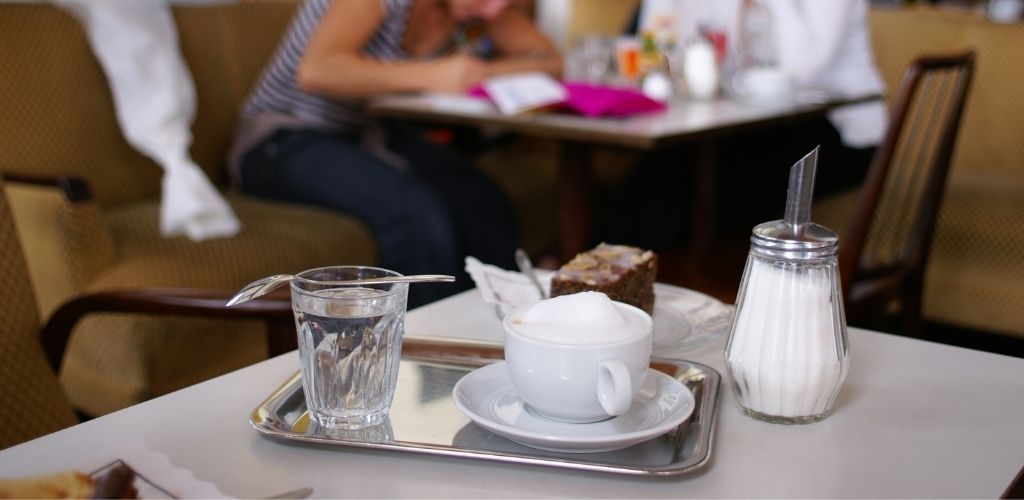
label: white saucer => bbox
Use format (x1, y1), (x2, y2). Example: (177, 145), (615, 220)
(452, 362), (695, 453)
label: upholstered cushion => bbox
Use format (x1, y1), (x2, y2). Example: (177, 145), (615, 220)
(0, 2), (300, 205)
(815, 173), (1024, 339)
(863, 8), (1024, 338)
(4, 184), (115, 320)
(870, 8), (1024, 180)
(923, 173), (1024, 338)
(0, 181), (78, 450)
(61, 193), (377, 416)
(0, 5), (163, 207)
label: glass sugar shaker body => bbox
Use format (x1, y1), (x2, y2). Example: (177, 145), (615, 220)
(725, 220), (849, 424)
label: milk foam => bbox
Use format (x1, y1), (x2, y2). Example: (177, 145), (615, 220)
(512, 292), (647, 345)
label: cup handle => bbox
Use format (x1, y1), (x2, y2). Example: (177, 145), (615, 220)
(596, 359), (632, 416)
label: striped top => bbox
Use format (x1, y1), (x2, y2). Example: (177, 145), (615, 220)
(240, 0), (417, 134)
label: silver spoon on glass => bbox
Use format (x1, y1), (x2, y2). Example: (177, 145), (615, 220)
(226, 273), (455, 307)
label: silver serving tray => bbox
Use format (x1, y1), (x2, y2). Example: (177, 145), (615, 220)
(250, 340), (720, 476)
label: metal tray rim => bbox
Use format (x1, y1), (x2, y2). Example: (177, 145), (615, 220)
(250, 353), (720, 477)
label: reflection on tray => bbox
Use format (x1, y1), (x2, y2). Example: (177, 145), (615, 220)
(450, 422), (686, 466)
(308, 418), (395, 444)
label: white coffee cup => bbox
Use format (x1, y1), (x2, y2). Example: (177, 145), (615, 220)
(733, 66), (794, 105)
(502, 301), (653, 423)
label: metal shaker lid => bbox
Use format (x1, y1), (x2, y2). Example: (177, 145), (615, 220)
(750, 220), (839, 260)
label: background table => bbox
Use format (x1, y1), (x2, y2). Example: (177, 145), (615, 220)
(1, 288), (1021, 498)
(370, 93), (878, 260)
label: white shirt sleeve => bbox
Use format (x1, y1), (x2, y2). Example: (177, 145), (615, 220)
(771, 0), (857, 86)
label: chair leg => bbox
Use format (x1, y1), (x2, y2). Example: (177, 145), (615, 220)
(900, 281), (924, 338)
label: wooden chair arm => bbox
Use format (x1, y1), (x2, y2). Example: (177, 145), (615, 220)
(0, 172), (93, 203)
(40, 288), (294, 372)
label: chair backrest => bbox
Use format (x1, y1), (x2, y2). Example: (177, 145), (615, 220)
(0, 177), (79, 450)
(839, 52), (976, 305)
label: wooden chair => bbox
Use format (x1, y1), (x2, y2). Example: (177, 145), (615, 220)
(837, 51), (976, 337)
(0, 176), (294, 449)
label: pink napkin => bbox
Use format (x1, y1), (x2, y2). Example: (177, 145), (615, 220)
(561, 82), (666, 117)
(469, 81), (665, 118)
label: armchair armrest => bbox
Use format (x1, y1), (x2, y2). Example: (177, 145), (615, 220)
(0, 172), (93, 203)
(40, 288), (295, 373)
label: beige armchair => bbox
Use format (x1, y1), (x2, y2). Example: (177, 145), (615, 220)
(0, 2), (377, 417)
(0, 175), (304, 449)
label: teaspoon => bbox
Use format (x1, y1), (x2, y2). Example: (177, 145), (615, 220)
(226, 273), (455, 307)
(514, 248), (548, 299)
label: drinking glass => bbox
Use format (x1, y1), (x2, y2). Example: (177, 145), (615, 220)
(575, 35), (614, 84)
(291, 266), (409, 430)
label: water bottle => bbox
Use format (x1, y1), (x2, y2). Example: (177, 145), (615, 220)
(737, 0), (777, 70)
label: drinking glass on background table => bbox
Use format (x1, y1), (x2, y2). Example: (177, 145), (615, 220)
(291, 266), (409, 430)
(569, 35), (614, 84)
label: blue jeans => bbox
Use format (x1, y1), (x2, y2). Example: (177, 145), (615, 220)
(239, 128), (518, 308)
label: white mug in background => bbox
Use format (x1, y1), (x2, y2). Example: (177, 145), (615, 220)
(502, 301), (653, 423)
(732, 66), (794, 106)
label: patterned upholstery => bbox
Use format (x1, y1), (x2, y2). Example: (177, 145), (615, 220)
(0, 3), (301, 205)
(3, 183), (115, 319)
(0, 2), (380, 416)
(0, 179), (79, 450)
(815, 8), (1024, 338)
(0, 5), (162, 207)
(924, 174), (1024, 336)
(563, 0), (639, 48)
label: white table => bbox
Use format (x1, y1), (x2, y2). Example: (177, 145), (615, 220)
(1, 289), (1022, 498)
(370, 93), (879, 259)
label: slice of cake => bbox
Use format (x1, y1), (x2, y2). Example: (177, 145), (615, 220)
(0, 462), (137, 499)
(549, 243), (657, 314)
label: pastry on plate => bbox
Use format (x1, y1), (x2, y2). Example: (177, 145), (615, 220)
(550, 243), (657, 314)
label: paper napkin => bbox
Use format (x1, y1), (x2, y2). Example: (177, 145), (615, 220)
(464, 257), (550, 312)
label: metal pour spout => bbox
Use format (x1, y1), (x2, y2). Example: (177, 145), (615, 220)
(783, 146), (820, 237)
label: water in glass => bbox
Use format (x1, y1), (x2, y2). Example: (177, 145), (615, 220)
(293, 279), (407, 430)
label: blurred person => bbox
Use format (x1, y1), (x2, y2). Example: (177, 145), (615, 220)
(230, 0), (561, 307)
(604, 0), (886, 248)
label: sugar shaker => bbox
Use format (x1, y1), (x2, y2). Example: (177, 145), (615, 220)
(724, 147), (850, 424)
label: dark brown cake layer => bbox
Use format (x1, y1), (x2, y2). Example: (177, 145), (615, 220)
(549, 243), (657, 314)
